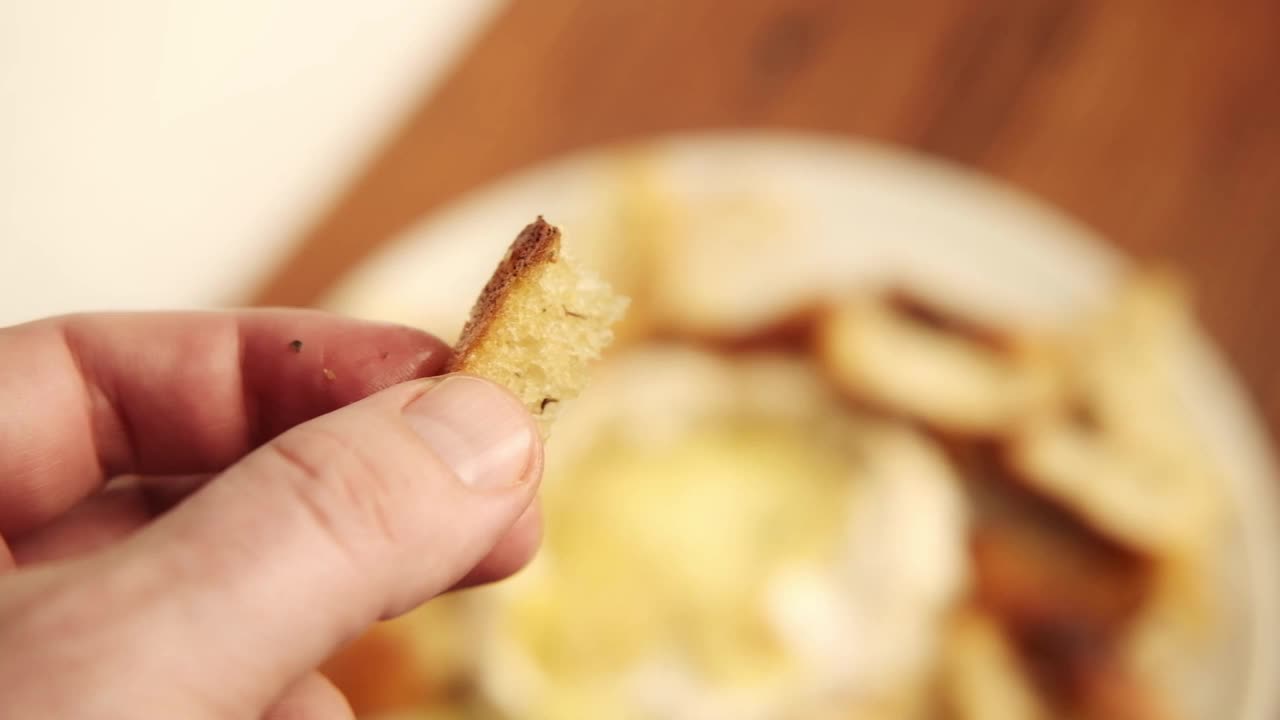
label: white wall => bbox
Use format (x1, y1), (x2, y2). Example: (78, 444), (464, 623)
(0, 0), (503, 326)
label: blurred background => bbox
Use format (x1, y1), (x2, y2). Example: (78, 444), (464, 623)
(5, 2), (1280, 718)
(4, 1), (1279, 437)
(0, 1), (503, 322)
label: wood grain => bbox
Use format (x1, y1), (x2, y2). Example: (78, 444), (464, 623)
(253, 0), (1280, 439)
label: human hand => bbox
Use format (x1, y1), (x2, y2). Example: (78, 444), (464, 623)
(0, 311), (543, 719)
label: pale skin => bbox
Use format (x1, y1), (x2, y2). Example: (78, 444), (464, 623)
(0, 310), (544, 719)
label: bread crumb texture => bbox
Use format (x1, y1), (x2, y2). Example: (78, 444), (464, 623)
(447, 217), (629, 436)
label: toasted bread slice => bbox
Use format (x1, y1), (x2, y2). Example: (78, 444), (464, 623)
(816, 295), (1060, 434)
(943, 610), (1050, 720)
(1007, 273), (1222, 557)
(446, 217), (628, 436)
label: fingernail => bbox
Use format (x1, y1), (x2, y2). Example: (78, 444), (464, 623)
(402, 375), (536, 489)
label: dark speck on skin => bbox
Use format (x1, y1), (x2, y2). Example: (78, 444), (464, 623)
(288, 339), (303, 353)
(379, 351), (389, 360)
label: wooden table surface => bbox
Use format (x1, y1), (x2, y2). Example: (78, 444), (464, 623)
(253, 0), (1280, 440)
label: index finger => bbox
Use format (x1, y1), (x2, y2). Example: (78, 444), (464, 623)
(0, 310), (450, 535)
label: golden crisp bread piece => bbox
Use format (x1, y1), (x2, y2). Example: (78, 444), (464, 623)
(446, 217), (628, 437)
(816, 295), (1060, 435)
(942, 610), (1050, 720)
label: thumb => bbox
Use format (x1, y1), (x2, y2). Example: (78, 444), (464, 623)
(1, 375), (540, 718)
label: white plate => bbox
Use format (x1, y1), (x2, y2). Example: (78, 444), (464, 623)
(323, 131), (1280, 719)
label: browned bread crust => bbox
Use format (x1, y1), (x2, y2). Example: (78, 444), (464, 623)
(446, 217), (560, 374)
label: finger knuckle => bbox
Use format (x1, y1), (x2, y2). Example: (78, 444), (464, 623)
(263, 424), (409, 562)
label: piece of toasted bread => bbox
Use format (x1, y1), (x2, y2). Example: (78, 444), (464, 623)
(1005, 273), (1222, 557)
(816, 294), (1060, 434)
(445, 217), (628, 436)
(943, 610), (1050, 720)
